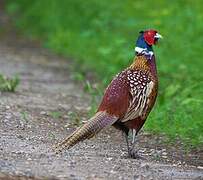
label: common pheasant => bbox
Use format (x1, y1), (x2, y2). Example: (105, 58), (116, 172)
(55, 29), (162, 158)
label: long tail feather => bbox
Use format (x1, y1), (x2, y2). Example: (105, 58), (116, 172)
(54, 111), (118, 153)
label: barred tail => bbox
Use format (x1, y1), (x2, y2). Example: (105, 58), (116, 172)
(54, 111), (118, 153)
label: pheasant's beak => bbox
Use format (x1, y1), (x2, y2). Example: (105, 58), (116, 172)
(154, 33), (163, 39)
(154, 33), (163, 45)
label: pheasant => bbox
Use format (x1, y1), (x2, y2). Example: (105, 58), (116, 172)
(55, 29), (162, 158)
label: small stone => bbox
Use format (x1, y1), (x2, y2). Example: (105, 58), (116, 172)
(64, 123), (70, 128)
(17, 135), (24, 139)
(197, 166), (203, 170)
(5, 106), (10, 110)
(110, 170), (116, 174)
(63, 115), (69, 119)
(40, 111), (47, 115)
(27, 124), (32, 129)
(177, 161), (182, 165)
(139, 149), (146, 153)
(141, 163), (149, 169)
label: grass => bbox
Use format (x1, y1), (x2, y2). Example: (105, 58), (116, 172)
(20, 111), (29, 123)
(0, 74), (20, 92)
(49, 111), (62, 119)
(6, 0), (203, 147)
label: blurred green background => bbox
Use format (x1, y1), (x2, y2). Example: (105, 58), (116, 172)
(6, 0), (203, 147)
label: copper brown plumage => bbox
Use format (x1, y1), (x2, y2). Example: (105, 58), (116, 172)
(54, 29), (162, 158)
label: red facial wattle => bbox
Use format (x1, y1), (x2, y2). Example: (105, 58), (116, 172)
(143, 30), (157, 45)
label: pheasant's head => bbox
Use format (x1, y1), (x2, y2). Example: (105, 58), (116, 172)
(142, 29), (162, 45)
(135, 29), (162, 55)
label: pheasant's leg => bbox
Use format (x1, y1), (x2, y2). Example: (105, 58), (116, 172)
(124, 129), (136, 157)
(124, 133), (130, 153)
(132, 128), (136, 144)
(128, 129), (138, 158)
(128, 129), (145, 159)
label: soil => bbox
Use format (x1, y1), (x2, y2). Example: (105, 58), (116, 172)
(0, 4), (203, 180)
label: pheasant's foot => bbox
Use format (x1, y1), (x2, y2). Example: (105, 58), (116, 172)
(128, 149), (146, 160)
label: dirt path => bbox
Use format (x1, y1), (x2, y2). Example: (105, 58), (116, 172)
(0, 8), (203, 180)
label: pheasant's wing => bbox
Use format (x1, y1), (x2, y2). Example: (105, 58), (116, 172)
(98, 69), (155, 121)
(121, 69), (155, 122)
(98, 70), (131, 118)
